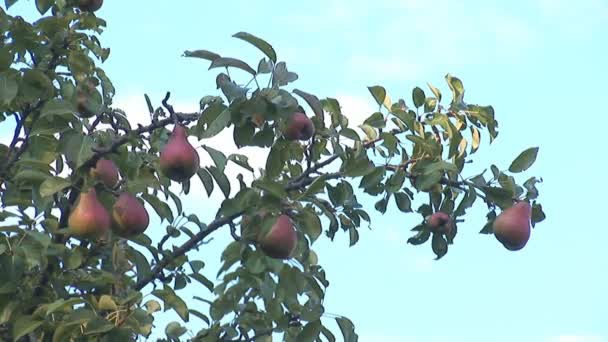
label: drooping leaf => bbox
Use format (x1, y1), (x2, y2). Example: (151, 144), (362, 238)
(232, 32), (277, 62)
(508, 147), (539, 173)
(209, 57), (256, 75)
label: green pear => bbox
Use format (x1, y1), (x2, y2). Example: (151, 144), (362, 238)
(282, 112), (315, 141)
(493, 201), (532, 251)
(68, 188), (110, 237)
(258, 214), (298, 259)
(426, 212), (453, 234)
(159, 125), (200, 182)
(112, 192), (150, 237)
(90, 158), (119, 188)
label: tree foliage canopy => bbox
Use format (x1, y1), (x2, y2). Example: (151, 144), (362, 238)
(0, 1), (545, 341)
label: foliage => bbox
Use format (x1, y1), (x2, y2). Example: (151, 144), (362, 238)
(0, 1), (545, 341)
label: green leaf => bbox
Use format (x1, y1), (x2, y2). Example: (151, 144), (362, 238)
(412, 87), (425, 108)
(299, 210), (322, 243)
(508, 147), (539, 173)
(189, 273), (214, 292)
(424, 160), (459, 174)
(272, 62), (298, 87)
(0, 71), (19, 105)
(199, 108), (231, 139)
(424, 97), (437, 113)
(152, 285), (190, 322)
(35, 0), (53, 15)
(407, 228), (431, 245)
(363, 112), (385, 128)
(207, 166), (231, 198)
(142, 193), (174, 223)
(76, 135), (95, 169)
(470, 126), (481, 154)
(339, 128), (361, 141)
(431, 233), (448, 259)
(446, 74), (465, 105)
(183, 49), (221, 62)
(39, 176), (71, 197)
(335, 316), (358, 342)
(531, 202), (546, 226)
(197, 168), (214, 196)
(427, 82), (442, 102)
(12, 315), (44, 341)
(253, 179), (287, 199)
(165, 321), (188, 339)
(228, 154), (253, 172)
(300, 174), (328, 198)
(46, 298), (86, 316)
(297, 319), (322, 342)
(210, 57), (256, 75)
(394, 192), (412, 212)
(293, 89), (324, 121)
(348, 227), (359, 246)
(202, 145), (227, 172)
(358, 124), (378, 140)
(84, 317), (115, 335)
(232, 32), (277, 62)
(367, 85), (391, 110)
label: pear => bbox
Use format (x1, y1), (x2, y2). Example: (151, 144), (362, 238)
(493, 201), (532, 251)
(68, 188), (110, 237)
(78, 0), (103, 12)
(426, 212), (453, 234)
(90, 158), (119, 188)
(159, 125), (200, 182)
(258, 214), (298, 259)
(283, 112), (315, 141)
(112, 192), (150, 237)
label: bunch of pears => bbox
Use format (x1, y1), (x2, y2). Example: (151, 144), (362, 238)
(426, 200), (533, 251)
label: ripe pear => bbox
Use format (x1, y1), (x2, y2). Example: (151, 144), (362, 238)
(258, 214), (298, 259)
(78, 0), (103, 12)
(68, 188), (110, 237)
(112, 192), (150, 237)
(159, 125), (200, 182)
(90, 158), (119, 188)
(426, 212), (453, 234)
(283, 112), (315, 141)
(493, 201), (532, 251)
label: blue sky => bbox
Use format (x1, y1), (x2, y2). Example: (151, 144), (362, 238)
(2, 0), (608, 341)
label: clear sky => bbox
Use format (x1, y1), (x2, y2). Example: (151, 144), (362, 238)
(2, 0), (608, 341)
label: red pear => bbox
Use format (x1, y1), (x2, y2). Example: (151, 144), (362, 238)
(493, 201), (532, 251)
(259, 214), (298, 259)
(283, 112), (315, 141)
(159, 125), (200, 182)
(90, 158), (119, 188)
(112, 192), (150, 237)
(426, 212), (453, 234)
(68, 188), (110, 237)
(78, 0), (103, 12)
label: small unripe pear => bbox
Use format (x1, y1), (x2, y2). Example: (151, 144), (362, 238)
(68, 188), (110, 237)
(78, 0), (103, 12)
(159, 125), (200, 182)
(426, 212), (453, 234)
(90, 158), (119, 188)
(493, 201), (532, 251)
(259, 214), (298, 259)
(283, 112), (315, 141)
(112, 192), (150, 237)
